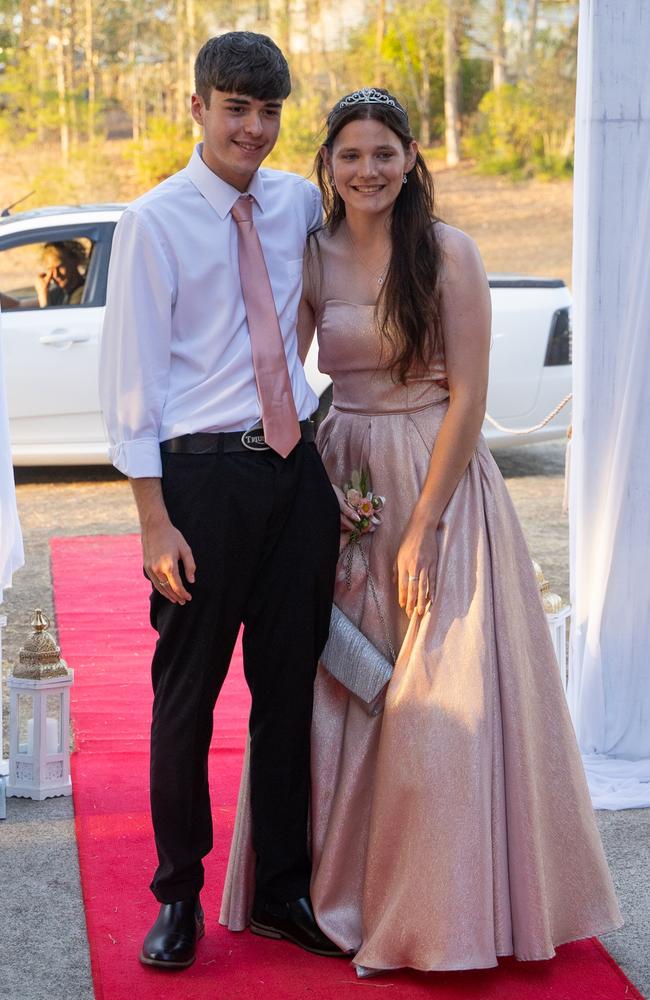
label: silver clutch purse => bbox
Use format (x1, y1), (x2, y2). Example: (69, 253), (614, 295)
(321, 604), (394, 717)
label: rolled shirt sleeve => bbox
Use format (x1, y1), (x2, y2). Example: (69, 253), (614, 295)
(99, 209), (175, 478)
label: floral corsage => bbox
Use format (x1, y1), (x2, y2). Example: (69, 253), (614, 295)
(343, 468), (385, 544)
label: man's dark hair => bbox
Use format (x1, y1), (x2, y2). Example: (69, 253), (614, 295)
(195, 32), (291, 105)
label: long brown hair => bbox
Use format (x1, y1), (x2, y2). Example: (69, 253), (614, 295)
(316, 89), (444, 382)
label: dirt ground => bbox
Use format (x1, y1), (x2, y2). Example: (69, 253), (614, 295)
(433, 163), (573, 287)
(0, 144), (573, 288)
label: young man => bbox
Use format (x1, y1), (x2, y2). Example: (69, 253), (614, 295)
(99, 32), (341, 969)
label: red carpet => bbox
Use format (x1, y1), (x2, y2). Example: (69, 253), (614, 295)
(51, 534), (643, 1000)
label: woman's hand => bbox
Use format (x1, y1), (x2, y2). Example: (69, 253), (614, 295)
(332, 484), (360, 551)
(393, 512), (439, 618)
(387, 227), (490, 620)
(35, 268), (54, 308)
(332, 484), (361, 533)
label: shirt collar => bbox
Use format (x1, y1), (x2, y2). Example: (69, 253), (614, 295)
(185, 144), (267, 219)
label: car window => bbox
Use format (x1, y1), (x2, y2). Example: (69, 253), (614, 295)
(1, 235), (94, 312)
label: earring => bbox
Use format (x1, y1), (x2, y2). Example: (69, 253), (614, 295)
(402, 173), (408, 185)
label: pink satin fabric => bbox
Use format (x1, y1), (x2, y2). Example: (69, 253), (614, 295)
(220, 295), (622, 971)
(232, 195), (301, 457)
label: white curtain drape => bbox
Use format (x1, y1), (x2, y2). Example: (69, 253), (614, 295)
(0, 310), (24, 603)
(569, 1), (650, 809)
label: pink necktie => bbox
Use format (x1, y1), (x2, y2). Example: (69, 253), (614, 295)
(231, 194), (301, 458)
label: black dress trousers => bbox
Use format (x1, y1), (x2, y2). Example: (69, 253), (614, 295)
(148, 439), (340, 905)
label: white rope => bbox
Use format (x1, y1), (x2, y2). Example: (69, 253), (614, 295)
(483, 393), (573, 436)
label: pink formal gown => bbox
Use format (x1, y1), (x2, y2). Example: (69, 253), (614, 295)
(220, 258), (622, 972)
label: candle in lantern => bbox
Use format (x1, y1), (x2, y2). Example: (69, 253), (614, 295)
(26, 717), (60, 755)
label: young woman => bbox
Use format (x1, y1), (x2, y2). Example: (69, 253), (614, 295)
(221, 87), (622, 975)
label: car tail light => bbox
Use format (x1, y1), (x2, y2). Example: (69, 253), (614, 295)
(544, 307), (572, 366)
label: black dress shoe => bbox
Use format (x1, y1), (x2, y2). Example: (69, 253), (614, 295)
(140, 897), (205, 969)
(250, 896), (348, 957)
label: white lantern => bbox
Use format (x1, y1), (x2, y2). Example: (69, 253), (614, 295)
(6, 610), (74, 801)
(532, 560), (572, 692)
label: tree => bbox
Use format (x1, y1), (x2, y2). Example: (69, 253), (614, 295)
(524, 0), (539, 63)
(379, 0), (445, 147)
(0, 0), (580, 189)
(492, 0), (506, 88)
(54, 0), (71, 164)
(375, 0), (386, 85)
(443, 0), (461, 165)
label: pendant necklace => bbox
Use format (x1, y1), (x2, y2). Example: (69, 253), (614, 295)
(344, 225), (390, 286)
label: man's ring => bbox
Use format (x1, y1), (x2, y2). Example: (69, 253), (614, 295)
(408, 575), (418, 581)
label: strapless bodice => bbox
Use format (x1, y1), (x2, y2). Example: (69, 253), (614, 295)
(316, 299), (448, 415)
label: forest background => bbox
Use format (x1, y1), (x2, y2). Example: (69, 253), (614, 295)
(0, 0), (578, 212)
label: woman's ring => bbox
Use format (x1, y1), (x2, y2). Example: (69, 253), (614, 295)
(408, 575), (418, 581)
(158, 578), (168, 586)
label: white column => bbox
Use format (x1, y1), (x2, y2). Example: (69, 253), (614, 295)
(569, 0), (650, 808)
(0, 613), (6, 779)
(0, 313), (24, 602)
(1, 304), (25, 812)
(0, 613), (6, 824)
(1, 308), (25, 790)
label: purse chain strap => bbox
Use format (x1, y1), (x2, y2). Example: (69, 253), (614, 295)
(343, 540), (397, 665)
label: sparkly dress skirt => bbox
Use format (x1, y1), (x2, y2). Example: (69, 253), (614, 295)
(220, 302), (622, 971)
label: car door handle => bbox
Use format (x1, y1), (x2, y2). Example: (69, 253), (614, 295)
(40, 330), (90, 346)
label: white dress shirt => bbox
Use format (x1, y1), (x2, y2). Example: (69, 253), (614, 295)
(99, 144), (321, 478)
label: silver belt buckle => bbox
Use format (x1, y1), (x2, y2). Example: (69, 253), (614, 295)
(241, 428), (270, 451)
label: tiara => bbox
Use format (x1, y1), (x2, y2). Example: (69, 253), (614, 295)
(334, 87), (408, 118)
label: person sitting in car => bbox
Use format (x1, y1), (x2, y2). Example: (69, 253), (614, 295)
(0, 239), (88, 310)
(35, 240), (87, 307)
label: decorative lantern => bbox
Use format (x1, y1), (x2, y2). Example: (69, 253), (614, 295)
(532, 560), (572, 692)
(6, 610), (73, 800)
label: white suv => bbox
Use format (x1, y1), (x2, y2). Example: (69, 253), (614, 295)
(0, 205), (572, 466)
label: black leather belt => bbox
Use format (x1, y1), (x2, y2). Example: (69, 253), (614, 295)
(160, 420), (315, 455)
